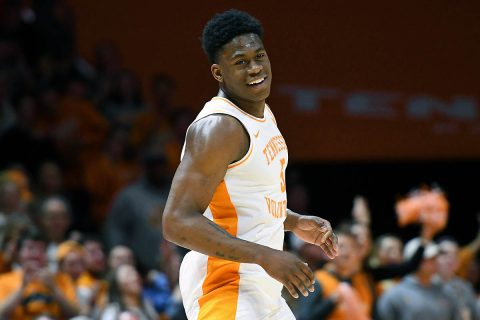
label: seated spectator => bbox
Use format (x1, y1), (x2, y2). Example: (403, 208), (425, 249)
(0, 229), (79, 319)
(76, 235), (108, 315)
(436, 237), (479, 320)
(99, 264), (158, 320)
(377, 237), (457, 320)
(0, 178), (33, 248)
(108, 245), (173, 317)
(57, 240), (86, 282)
(105, 148), (170, 272)
(84, 125), (139, 224)
(39, 197), (72, 271)
(130, 74), (175, 152)
(108, 245), (135, 270)
(100, 69), (145, 128)
(34, 161), (91, 231)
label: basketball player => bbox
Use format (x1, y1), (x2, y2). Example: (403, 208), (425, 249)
(162, 9), (338, 319)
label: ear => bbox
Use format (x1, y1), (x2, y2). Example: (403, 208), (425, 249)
(211, 64), (223, 83)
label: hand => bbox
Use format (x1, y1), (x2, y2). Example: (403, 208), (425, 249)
(292, 215), (338, 259)
(22, 261), (43, 287)
(36, 269), (56, 291)
(259, 249), (315, 299)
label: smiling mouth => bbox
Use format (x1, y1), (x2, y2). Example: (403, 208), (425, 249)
(247, 76), (267, 86)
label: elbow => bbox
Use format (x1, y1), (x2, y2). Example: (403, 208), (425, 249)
(162, 211), (181, 243)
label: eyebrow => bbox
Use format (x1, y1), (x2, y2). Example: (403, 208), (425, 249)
(230, 47), (265, 60)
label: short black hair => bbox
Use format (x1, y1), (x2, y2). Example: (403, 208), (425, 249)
(202, 9), (264, 64)
(17, 228), (48, 249)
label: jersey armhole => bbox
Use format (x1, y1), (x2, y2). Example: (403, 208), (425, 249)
(182, 112), (253, 168)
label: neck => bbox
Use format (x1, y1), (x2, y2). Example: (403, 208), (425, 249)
(123, 294), (141, 308)
(439, 272), (454, 281)
(218, 89), (265, 118)
(415, 272), (432, 286)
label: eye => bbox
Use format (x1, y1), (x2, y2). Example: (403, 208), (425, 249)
(256, 52), (266, 59)
(235, 59), (246, 65)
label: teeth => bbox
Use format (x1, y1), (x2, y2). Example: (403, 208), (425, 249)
(249, 78), (265, 85)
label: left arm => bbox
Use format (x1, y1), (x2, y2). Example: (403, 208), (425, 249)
(285, 209), (338, 259)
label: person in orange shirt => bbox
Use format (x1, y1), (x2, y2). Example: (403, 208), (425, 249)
(297, 227), (371, 320)
(76, 236), (108, 316)
(0, 229), (79, 320)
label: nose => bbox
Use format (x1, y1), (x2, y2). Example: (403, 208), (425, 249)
(248, 60), (262, 75)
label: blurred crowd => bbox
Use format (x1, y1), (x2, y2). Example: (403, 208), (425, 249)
(1, 1), (480, 320)
(0, 0), (192, 319)
(286, 193), (480, 320)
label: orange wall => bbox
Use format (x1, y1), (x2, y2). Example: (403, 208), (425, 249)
(70, 1), (480, 161)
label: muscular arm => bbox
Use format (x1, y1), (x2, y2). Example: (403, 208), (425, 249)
(162, 114), (314, 298)
(163, 115), (260, 261)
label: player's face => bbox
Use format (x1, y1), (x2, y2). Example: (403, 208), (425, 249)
(214, 33), (272, 104)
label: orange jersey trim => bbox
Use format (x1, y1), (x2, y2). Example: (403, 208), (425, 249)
(198, 181), (240, 320)
(265, 104), (277, 126)
(212, 97), (267, 123)
(228, 141), (253, 169)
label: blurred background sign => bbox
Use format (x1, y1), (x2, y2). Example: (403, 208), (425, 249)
(71, 1), (480, 161)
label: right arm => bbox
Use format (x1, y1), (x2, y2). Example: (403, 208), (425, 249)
(162, 114), (314, 298)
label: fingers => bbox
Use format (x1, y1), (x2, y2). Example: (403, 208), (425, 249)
(285, 263), (315, 298)
(284, 281), (299, 299)
(320, 233), (338, 259)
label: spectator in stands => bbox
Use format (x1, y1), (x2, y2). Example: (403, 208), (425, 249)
(0, 229), (79, 319)
(371, 234), (405, 295)
(377, 237), (457, 320)
(99, 264), (158, 320)
(39, 196), (72, 271)
(76, 235), (108, 317)
(108, 244), (173, 317)
(101, 69), (145, 127)
(109, 245), (135, 269)
(105, 148), (170, 272)
(84, 125), (139, 224)
(0, 95), (57, 174)
(0, 178), (32, 248)
(57, 240), (85, 282)
(130, 74), (175, 151)
(34, 161), (92, 231)
(436, 237), (479, 320)
(296, 227), (371, 320)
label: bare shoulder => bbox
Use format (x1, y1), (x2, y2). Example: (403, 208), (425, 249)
(184, 114), (249, 166)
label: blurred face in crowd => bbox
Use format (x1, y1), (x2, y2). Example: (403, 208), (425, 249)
(109, 245), (134, 270)
(437, 240), (460, 279)
(84, 240), (106, 274)
(19, 239), (47, 270)
(60, 251), (85, 280)
(41, 199), (71, 242)
(351, 223), (372, 260)
(0, 182), (22, 212)
(334, 233), (361, 277)
(39, 162), (63, 195)
(116, 264), (142, 297)
(377, 236), (403, 266)
(418, 256), (438, 278)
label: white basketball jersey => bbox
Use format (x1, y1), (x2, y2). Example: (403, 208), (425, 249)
(179, 97), (293, 320)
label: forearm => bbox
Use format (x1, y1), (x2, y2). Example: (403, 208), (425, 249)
(284, 208), (300, 231)
(164, 212), (274, 265)
(0, 287), (23, 318)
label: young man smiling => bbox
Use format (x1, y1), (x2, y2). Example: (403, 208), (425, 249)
(162, 9), (338, 319)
